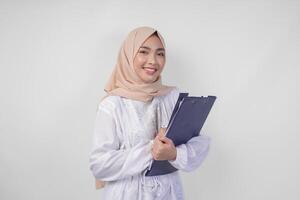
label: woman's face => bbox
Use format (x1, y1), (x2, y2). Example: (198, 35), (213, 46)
(133, 34), (166, 84)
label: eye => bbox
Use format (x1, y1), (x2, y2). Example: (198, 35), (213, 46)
(138, 50), (148, 54)
(158, 52), (165, 57)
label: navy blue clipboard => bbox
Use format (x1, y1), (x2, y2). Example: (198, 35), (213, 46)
(145, 93), (216, 176)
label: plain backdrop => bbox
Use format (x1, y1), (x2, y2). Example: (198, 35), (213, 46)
(1, 0), (299, 199)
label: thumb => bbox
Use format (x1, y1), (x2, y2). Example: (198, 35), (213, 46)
(157, 127), (167, 138)
(159, 136), (172, 144)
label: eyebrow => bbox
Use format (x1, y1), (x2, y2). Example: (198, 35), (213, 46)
(140, 46), (165, 51)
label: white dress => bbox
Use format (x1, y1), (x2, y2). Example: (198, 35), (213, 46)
(89, 87), (211, 200)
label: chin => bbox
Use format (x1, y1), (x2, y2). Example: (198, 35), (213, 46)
(143, 77), (159, 83)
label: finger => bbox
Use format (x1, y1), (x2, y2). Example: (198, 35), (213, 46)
(152, 141), (158, 149)
(153, 140), (163, 150)
(158, 136), (172, 144)
(151, 150), (156, 159)
(159, 127), (167, 134)
(158, 136), (167, 143)
(154, 136), (163, 145)
(158, 127), (167, 137)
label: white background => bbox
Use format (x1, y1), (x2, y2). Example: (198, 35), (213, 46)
(1, 0), (299, 199)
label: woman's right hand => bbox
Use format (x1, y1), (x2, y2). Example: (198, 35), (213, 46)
(151, 128), (177, 161)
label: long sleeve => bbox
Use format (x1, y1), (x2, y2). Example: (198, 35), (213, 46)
(89, 106), (153, 181)
(168, 135), (210, 172)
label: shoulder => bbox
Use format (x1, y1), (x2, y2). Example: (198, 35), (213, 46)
(97, 95), (123, 115)
(158, 86), (186, 103)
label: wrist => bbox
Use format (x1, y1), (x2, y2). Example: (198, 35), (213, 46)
(170, 148), (177, 161)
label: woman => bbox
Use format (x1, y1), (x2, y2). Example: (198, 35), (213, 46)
(89, 26), (210, 199)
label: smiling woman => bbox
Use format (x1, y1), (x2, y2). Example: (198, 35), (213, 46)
(133, 33), (166, 84)
(89, 26), (211, 200)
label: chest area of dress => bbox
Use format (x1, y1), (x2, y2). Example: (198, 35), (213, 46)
(118, 99), (160, 146)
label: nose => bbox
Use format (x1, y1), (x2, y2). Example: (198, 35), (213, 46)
(148, 52), (158, 65)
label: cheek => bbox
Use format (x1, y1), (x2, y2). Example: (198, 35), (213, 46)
(134, 56), (146, 68)
(158, 57), (166, 69)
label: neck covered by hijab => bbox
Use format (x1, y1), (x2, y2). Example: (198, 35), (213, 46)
(101, 26), (175, 103)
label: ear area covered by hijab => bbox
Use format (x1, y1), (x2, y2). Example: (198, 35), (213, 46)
(101, 26), (175, 103)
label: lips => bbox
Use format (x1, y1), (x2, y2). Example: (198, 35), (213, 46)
(143, 67), (157, 75)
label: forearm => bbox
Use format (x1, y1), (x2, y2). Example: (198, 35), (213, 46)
(168, 135), (210, 172)
(89, 140), (153, 181)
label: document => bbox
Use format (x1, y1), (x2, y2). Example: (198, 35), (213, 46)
(145, 93), (216, 176)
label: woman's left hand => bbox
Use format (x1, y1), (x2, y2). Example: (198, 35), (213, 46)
(151, 128), (177, 161)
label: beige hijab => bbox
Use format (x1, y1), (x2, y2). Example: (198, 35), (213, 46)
(101, 26), (175, 103)
(95, 26), (175, 189)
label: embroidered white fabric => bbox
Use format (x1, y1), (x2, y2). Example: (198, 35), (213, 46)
(89, 87), (211, 200)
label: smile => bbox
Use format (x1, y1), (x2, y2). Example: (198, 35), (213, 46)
(143, 67), (157, 75)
